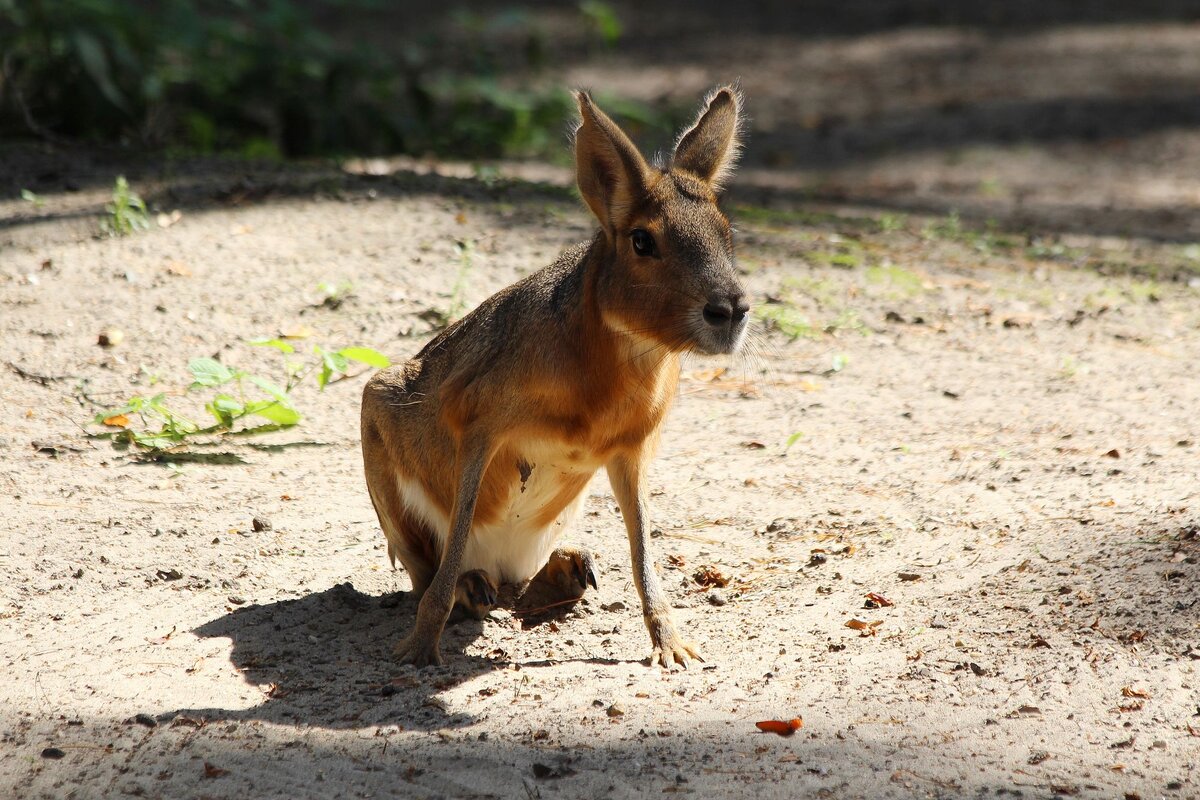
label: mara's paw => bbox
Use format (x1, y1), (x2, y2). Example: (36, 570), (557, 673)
(392, 632), (443, 667)
(647, 619), (703, 670)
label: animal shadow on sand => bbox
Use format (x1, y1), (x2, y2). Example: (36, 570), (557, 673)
(176, 582), (584, 732)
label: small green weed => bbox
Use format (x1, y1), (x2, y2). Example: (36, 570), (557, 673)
(866, 263), (927, 297)
(756, 304), (820, 340)
(20, 188), (45, 208)
(92, 339), (389, 453)
(316, 280), (356, 310)
(102, 176), (149, 237)
(444, 239), (476, 323)
(578, 1), (622, 47)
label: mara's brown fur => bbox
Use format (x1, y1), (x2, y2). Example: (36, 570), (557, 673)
(361, 86), (749, 667)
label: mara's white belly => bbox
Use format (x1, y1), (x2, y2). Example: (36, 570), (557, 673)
(396, 445), (597, 584)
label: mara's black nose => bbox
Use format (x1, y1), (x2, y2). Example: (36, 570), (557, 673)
(702, 293), (750, 327)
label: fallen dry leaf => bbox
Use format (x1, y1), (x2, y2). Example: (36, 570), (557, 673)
(755, 718), (802, 736)
(279, 325), (315, 340)
(203, 762), (229, 778)
(102, 414), (130, 428)
(846, 619), (883, 636)
(146, 625), (177, 645)
(693, 565), (730, 588)
(689, 367), (727, 382)
(1121, 686), (1150, 700)
(864, 592), (894, 608)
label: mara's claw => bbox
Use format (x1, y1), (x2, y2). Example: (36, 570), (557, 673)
(649, 635), (704, 671)
(392, 632), (443, 667)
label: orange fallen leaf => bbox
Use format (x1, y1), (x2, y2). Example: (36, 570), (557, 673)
(755, 718), (802, 736)
(102, 414), (130, 428)
(693, 565), (730, 588)
(865, 592), (894, 608)
(845, 619), (883, 636)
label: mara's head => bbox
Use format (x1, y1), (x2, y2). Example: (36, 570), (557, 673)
(575, 86), (749, 356)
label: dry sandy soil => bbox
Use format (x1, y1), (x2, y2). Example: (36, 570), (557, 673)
(2, 148), (1198, 800)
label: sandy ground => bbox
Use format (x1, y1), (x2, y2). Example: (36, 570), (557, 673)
(1, 145), (1198, 800)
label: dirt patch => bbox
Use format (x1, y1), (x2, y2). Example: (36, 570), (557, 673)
(1, 141), (1198, 799)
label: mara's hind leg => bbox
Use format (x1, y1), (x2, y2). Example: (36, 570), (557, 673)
(365, 479), (438, 600)
(515, 547), (598, 613)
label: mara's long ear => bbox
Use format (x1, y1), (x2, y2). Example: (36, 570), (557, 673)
(671, 86), (743, 192)
(574, 91), (651, 232)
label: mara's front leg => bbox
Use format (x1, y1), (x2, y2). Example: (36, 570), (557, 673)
(607, 452), (703, 669)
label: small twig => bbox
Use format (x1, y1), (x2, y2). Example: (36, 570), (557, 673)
(7, 362), (71, 386)
(512, 597), (583, 618)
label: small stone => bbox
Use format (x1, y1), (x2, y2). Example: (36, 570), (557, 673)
(97, 328), (124, 348)
(607, 703), (625, 718)
(41, 747), (65, 759)
(707, 590), (727, 606)
(600, 601), (626, 612)
(72, 568), (83, 579)
(227, 596), (245, 606)
(134, 713), (157, 728)
(252, 516), (272, 532)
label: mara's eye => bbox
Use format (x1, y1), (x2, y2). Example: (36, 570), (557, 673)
(630, 229), (657, 258)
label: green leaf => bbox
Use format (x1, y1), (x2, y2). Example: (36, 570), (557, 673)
(212, 395), (244, 415)
(248, 375), (289, 403)
(72, 31), (129, 112)
(206, 394), (243, 428)
(245, 401), (301, 426)
(785, 432), (804, 451)
(830, 354), (849, 373)
(316, 347), (349, 390)
(93, 398), (143, 425)
(337, 346), (390, 368)
(247, 337), (295, 354)
(130, 430), (185, 450)
(187, 357), (235, 388)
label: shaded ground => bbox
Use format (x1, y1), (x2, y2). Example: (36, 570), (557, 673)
(2, 148), (1199, 799)
(3, 9), (1200, 800)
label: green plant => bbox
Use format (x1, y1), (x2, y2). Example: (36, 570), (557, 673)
(0, 1), (659, 160)
(578, 1), (622, 48)
(93, 338), (389, 452)
(316, 280), (355, 310)
(866, 263), (927, 297)
(756, 304), (820, 340)
(20, 188), (45, 207)
(102, 175), (149, 236)
(429, 238), (476, 325)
